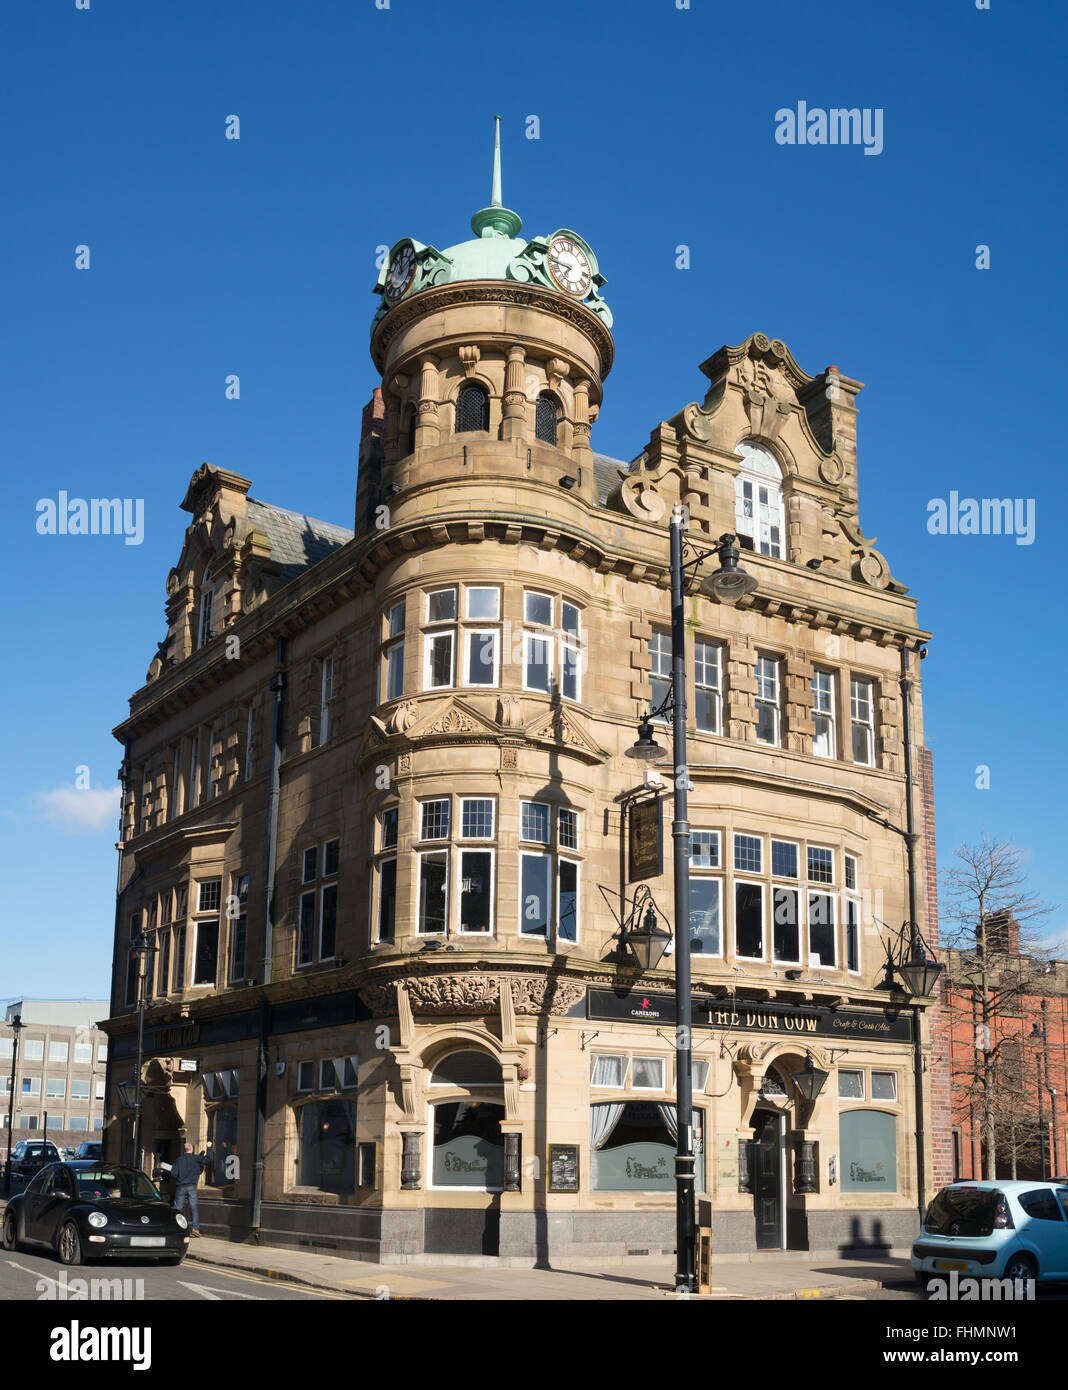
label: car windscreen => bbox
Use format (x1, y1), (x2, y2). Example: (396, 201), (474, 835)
(925, 1187), (1003, 1237)
(73, 1169), (163, 1202)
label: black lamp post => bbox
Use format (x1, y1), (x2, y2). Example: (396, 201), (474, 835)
(129, 931), (156, 1172)
(3, 1014), (23, 1197)
(626, 508), (755, 1293)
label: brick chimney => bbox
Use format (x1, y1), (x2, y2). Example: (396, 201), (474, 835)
(978, 908), (1020, 955)
(355, 387), (386, 533)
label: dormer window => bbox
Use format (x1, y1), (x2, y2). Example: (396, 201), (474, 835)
(456, 382), (489, 433)
(197, 567), (215, 648)
(535, 392), (559, 445)
(734, 442), (783, 559)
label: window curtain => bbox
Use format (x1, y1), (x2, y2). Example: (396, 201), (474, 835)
(591, 1054), (625, 1087)
(658, 1103), (678, 1141)
(589, 1102), (625, 1150)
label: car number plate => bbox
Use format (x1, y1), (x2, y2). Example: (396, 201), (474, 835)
(936, 1260), (969, 1272)
(129, 1236), (166, 1248)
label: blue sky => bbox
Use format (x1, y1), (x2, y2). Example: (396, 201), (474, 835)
(3, 0), (1064, 997)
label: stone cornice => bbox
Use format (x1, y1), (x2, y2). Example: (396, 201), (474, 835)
(117, 492), (928, 744)
(370, 279), (615, 378)
(132, 820), (240, 868)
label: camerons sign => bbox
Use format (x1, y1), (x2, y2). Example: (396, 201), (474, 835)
(587, 988), (913, 1042)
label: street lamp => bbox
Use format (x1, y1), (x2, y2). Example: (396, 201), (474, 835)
(129, 931), (157, 1172)
(792, 1051), (830, 1105)
(896, 936), (944, 1000)
(625, 905), (673, 972)
(3, 1014), (23, 1197)
(626, 504), (755, 1293)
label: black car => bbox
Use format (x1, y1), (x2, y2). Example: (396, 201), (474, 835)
(2, 1162), (189, 1265)
(72, 1142), (102, 1161)
(6, 1140), (61, 1181)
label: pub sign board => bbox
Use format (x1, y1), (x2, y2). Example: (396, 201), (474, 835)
(587, 988), (913, 1042)
(628, 795), (663, 882)
(548, 1144), (580, 1193)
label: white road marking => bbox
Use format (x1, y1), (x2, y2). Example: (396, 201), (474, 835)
(6, 1259), (47, 1278)
(176, 1279), (262, 1301)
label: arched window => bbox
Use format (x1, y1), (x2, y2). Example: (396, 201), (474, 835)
(734, 441), (784, 559)
(760, 1065), (789, 1097)
(429, 1049), (502, 1088)
(455, 382), (489, 433)
(535, 392), (559, 445)
(197, 567), (215, 649)
(406, 407), (417, 457)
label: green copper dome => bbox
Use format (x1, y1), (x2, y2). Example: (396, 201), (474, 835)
(372, 118), (612, 332)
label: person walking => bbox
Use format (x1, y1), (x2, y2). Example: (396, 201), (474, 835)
(172, 1140), (207, 1236)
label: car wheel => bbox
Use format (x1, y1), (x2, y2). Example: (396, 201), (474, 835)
(1003, 1252), (1037, 1284)
(57, 1221), (84, 1267)
(2, 1211), (19, 1252)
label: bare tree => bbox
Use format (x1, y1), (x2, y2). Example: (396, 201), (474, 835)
(939, 836), (1058, 1179)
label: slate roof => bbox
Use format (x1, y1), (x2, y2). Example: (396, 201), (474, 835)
(246, 497), (354, 586)
(592, 451), (632, 505)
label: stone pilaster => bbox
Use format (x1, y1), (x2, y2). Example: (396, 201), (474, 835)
(415, 355), (440, 450)
(726, 641), (757, 741)
(500, 345), (527, 441)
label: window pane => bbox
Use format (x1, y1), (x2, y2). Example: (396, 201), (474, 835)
(771, 840), (797, 878)
(772, 887), (800, 962)
(558, 808), (578, 850)
(420, 799), (450, 840)
(377, 859), (397, 942)
(689, 876), (721, 954)
(386, 643), (404, 700)
(381, 808), (398, 849)
(845, 898), (860, 971)
(520, 855), (551, 935)
(299, 893), (316, 965)
(591, 1054), (626, 1087)
(807, 846), (834, 883)
(427, 633), (454, 688)
(324, 840), (339, 877)
(838, 1070), (864, 1099)
(692, 1059), (710, 1091)
(734, 835), (762, 874)
(558, 859), (578, 943)
(813, 713), (834, 758)
(459, 851), (492, 933)
(432, 1101), (505, 1190)
(320, 884), (338, 959)
(561, 602), (580, 636)
(808, 892), (836, 966)
(631, 1057), (665, 1089)
(852, 723), (873, 765)
(296, 1099), (356, 1193)
(388, 601), (405, 638)
(840, 1110), (897, 1193)
(73, 1043), (92, 1064)
(198, 880), (221, 913)
(418, 853), (448, 934)
(524, 592), (553, 626)
(756, 701), (778, 745)
(735, 882), (764, 958)
(461, 799), (494, 838)
(466, 629), (498, 686)
(207, 1104), (239, 1185)
(871, 1071), (897, 1101)
(194, 921), (218, 985)
(427, 588), (457, 623)
(520, 801), (550, 844)
(49, 1042), (68, 1061)
(691, 831), (719, 868)
(302, 847), (317, 883)
(695, 687), (718, 733)
(466, 587), (499, 620)
(844, 855), (857, 890)
(525, 634), (551, 691)
(590, 1101), (675, 1192)
(561, 642), (580, 701)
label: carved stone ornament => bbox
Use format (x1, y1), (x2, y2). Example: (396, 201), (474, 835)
(388, 700), (418, 734)
(497, 694), (522, 728)
(359, 974), (587, 1018)
(838, 517), (904, 592)
(608, 456), (684, 522)
(425, 706), (479, 735)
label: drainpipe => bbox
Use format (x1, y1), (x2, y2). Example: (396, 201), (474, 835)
(900, 648), (928, 1223)
(1042, 999), (1059, 1177)
(252, 638), (286, 1231)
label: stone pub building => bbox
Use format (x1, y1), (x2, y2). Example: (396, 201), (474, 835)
(102, 129), (942, 1262)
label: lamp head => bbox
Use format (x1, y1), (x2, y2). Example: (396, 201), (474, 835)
(701, 534), (757, 605)
(626, 717), (666, 762)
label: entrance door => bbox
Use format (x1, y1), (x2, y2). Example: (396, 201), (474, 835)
(752, 1109), (783, 1250)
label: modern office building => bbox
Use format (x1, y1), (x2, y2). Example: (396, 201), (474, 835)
(102, 128), (943, 1262)
(2, 1000), (110, 1154)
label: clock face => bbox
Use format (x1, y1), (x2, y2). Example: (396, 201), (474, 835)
(384, 243), (417, 304)
(547, 235), (592, 297)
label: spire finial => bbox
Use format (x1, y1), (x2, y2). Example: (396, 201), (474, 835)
(491, 114), (503, 209)
(470, 117), (522, 240)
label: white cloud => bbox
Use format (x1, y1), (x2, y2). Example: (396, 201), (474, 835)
(35, 783), (121, 834)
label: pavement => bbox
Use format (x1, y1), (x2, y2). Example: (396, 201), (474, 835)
(183, 1234), (916, 1300)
